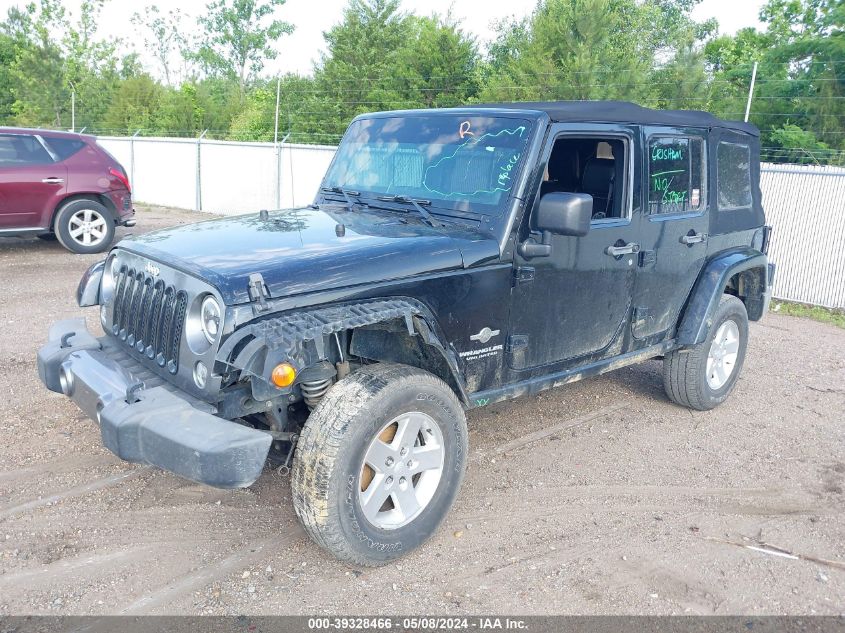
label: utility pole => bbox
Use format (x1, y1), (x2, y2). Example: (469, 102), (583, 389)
(69, 82), (76, 132)
(196, 129), (208, 212)
(274, 76), (281, 145)
(744, 61), (758, 123)
(274, 77), (282, 209)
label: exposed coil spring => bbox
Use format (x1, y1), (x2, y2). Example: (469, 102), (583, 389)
(300, 377), (333, 410)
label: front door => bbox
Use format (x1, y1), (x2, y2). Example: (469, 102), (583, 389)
(508, 125), (642, 371)
(0, 133), (65, 230)
(631, 127), (710, 341)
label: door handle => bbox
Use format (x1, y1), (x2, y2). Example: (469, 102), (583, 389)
(605, 241), (640, 257)
(41, 177), (64, 184)
(680, 232), (706, 245)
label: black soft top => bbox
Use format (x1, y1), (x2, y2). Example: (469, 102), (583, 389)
(471, 101), (759, 136)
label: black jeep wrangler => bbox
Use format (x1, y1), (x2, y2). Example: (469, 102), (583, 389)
(38, 102), (774, 566)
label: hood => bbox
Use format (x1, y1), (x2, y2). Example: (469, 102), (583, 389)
(117, 206), (500, 304)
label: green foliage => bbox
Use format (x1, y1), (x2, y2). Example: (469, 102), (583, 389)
(706, 0), (845, 159)
(393, 14), (479, 109)
(773, 300), (845, 329)
(102, 74), (162, 134)
(767, 124), (835, 164)
(0, 33), (19, 122)
(0, 0), (842, 164)
(131, 6), (189, 86)
(193, 0), (294, 92)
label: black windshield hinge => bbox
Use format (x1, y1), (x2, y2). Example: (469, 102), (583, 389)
(638, 250), (656, 267)
(506, 334), (529, 353)
(512, 266), (535, 286)
(248, 273), (270, 314)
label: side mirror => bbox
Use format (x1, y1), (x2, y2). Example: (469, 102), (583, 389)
(535, 192), (593, 237)
(518, 192), (593, 259)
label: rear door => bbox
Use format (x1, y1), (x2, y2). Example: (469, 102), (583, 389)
(0, 133), (67, 230)
(631, 127), (709, 341)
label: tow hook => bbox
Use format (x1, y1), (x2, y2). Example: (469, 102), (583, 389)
(275, 433), (299, 477)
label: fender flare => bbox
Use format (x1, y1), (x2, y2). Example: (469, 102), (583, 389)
(676, 247), (770, 347)
(215, 298), (468, 404)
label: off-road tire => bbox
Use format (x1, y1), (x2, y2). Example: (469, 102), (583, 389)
(663, 294), (749, 411)
(291, 363), (468, 566)
(54, 199), (115, 254)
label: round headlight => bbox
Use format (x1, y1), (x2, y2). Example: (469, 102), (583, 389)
(200, 295), (221, 344)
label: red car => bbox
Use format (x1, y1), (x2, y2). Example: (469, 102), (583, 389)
(0, 127), (135, 253)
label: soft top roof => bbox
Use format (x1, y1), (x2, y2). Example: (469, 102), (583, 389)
(469, 101), (759, 136)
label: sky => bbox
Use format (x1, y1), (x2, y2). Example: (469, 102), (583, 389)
(0, 0), (767, 78)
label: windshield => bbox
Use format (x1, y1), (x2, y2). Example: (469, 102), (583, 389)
(322, 115), (534, 214)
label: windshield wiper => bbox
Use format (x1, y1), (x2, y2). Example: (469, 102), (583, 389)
(376, 195), (442, 227)
(320, 186), (367, 212)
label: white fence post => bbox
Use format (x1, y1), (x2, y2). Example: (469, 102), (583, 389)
(196, 129), (208, 211)
(130, 129), (141, 191)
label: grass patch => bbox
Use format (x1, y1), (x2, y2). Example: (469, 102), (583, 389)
(771, 300), (845, 329)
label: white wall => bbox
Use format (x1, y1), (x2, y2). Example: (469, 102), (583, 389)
(96, 136), (337, 214)
(95, 134), (845, 308)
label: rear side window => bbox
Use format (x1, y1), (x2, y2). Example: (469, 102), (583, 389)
(647, 136), (705, 214)
(717, 141), (752, 210)
(0, 134), (54, 166)
(45, 137), (87, 160)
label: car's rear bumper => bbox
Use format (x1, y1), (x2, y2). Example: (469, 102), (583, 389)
(37, 318), (272, 488)
(104, 189), (135, 224)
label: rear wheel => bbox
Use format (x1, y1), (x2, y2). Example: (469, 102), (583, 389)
(291, 363), (468, 566)
(54, 199), (115, 254)
(663, 294), (748, 411)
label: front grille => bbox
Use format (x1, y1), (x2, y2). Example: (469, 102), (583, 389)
(111, 266), (187, 373)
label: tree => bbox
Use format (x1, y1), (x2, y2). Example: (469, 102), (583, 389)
(704, 0), (845, 159)
(193, 0), (294, 93)
(479, 0), (711, 103)
(2, 1), (68, 126)
(767, 123), (836, 164)
(309, 0), (409, 134)
(653, 44), (710, 109)
(131, 5), (189, 86)
(102, 74), (162, 134)
(393, 14), (479, 109)
(0, 33), (18, 122)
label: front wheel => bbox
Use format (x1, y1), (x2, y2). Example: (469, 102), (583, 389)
(291, 363), (468, 566)
(663, 294), (749, 411)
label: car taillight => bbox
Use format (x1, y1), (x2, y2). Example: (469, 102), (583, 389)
(109, 167), (131, 193)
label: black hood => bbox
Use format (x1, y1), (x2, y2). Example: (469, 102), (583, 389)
(117, 206), (500, 304)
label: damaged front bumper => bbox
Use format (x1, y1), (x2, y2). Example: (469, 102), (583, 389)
(37, 318), (272, 489)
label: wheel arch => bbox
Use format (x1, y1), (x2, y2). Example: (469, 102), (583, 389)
(215, 298), (471, 408)
(348, 314), (469, 406)
(676, 247), (770, 347)
(50, 193), (117, 230)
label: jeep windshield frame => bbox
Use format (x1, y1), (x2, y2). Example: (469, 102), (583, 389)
(320, 112), (538, 218)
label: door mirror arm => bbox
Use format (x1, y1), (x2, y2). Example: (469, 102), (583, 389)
(517, 231), (552, 259)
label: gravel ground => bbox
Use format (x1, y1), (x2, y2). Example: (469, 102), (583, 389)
(0, 205), (843, 616)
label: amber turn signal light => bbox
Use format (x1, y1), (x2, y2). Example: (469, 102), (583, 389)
(271, 363), (297, 387)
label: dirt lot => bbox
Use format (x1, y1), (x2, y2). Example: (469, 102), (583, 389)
(0, 205), (843, 616)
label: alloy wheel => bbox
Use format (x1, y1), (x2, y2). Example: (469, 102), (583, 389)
(68, 208), (109, 247)
(358, 412), (445, 530)
(706, 319), (740, 390)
